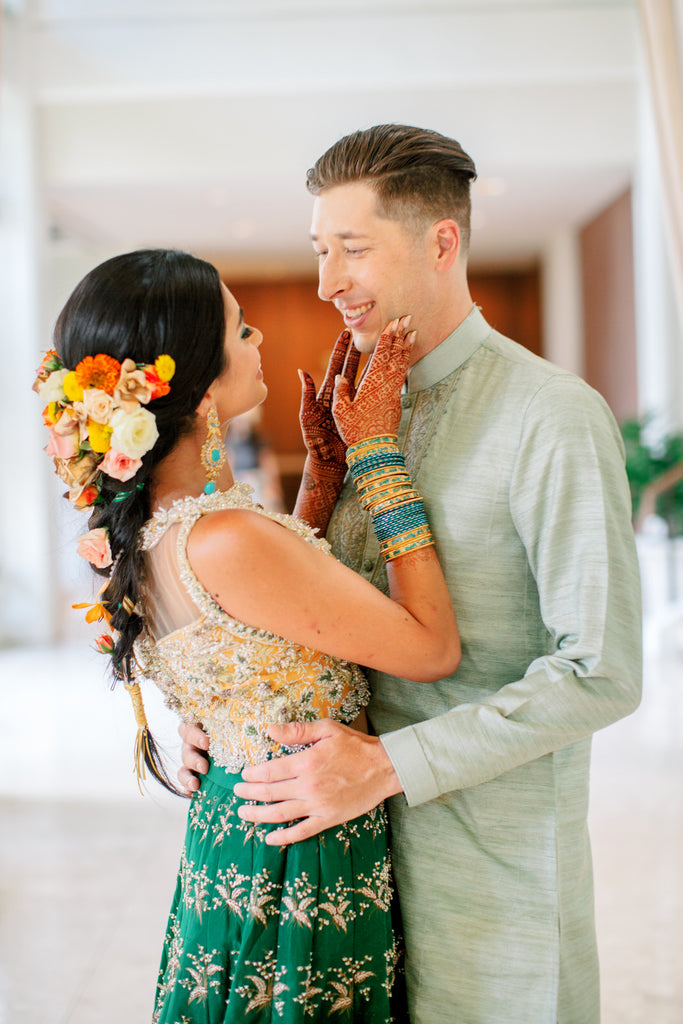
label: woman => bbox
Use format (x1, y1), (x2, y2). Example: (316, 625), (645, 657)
(35, 249), (460, 1022)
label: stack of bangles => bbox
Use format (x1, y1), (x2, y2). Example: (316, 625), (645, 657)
(346, 434), (435, 562)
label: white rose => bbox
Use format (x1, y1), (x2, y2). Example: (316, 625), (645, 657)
(109, 406), (159, 459)
(38, 369), (69, 403)
(82, 387), (115, 424)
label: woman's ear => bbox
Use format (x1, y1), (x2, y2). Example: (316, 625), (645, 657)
(196, 384), (218, 417)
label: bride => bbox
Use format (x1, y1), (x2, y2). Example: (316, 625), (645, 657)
(35, 247), (459, 1022)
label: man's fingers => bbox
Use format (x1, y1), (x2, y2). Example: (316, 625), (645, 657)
(237, 798), (309, 825)
(265, 818), (328, 847)
(177, 767), (201, 795)
(178, 720), (210, 750)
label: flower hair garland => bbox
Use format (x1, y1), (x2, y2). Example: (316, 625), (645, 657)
(34, 349), (175, 510)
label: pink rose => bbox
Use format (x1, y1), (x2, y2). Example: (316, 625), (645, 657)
(76, 527), (112, 568)
(46, 425), (80, 460)
(100, 447), (142, 482)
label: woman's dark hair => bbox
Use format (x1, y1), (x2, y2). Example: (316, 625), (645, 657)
(54, 248), (226, 793)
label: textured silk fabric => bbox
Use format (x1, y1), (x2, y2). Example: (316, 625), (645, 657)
(136, 488), (407, 1022)
(326, 307), (643, 1024)
(136, 486), (370, 771)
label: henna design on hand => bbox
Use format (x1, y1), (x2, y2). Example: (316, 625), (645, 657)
(294, 330), (362, 532)
(333, 317), (415, 446)
(299, 330), (361, 471)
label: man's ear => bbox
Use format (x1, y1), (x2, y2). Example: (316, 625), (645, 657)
(432, 219), (461, 271)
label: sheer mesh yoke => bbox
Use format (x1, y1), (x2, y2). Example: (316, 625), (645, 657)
(135, 485), (371, 772)
(143, 521), (204, 639)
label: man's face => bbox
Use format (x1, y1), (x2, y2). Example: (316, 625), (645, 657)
(310, 182), (432, 353)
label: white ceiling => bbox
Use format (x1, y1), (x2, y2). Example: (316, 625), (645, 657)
(15, 0), (648, 274)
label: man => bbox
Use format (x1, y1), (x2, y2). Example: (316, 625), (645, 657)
(180, 124), (642, 1023)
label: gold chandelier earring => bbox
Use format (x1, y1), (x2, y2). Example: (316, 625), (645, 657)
(201, 405), (227, 495)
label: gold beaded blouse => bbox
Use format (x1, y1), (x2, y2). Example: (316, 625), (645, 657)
(135, 485), (370, 772)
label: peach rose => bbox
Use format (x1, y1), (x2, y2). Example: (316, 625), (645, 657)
(58, 404), (89, 443)
(77, 528), (112, 568)
(76, 528), (112, 569)
(82, 388), (115, 424)
(100, 447), (142, 482)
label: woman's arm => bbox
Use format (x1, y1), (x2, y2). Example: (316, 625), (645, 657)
(190, 318), (460, 684)
(188, 505), (459, 683)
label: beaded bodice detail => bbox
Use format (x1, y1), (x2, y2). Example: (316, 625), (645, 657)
(135, 485), (370, 772)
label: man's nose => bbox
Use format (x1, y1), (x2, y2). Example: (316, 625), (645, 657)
(318, 254), (348, 302)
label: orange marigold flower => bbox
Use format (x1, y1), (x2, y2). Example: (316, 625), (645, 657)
(74, 354), (121, 395)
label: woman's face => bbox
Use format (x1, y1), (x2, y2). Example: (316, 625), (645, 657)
(212, 283), (267, 423)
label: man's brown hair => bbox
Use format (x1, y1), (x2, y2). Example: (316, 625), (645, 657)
(306, 123), (477, 250)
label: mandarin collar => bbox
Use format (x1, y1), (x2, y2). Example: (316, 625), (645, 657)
(406, 305), (490, 393)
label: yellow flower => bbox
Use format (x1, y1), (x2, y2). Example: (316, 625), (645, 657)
(43, 402), (61, 426)
(63, 371), (84, 402)
(88, 419), (113, 453)
(155, 354), (176, 382)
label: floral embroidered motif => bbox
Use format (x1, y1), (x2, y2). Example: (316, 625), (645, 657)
(281, 873), (318, 929)
(178, 946), (224, 1005)
(234, 949), (289, 1015)
(356, 858), (393, 915)
(212, 865), (250, 919)
(318, 879), (355, 932)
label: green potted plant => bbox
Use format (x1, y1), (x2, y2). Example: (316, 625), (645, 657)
(621, 417), (683, 601)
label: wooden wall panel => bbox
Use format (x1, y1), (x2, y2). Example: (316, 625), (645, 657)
(580, 190), (637, 421)
(470, 268), (542, 356)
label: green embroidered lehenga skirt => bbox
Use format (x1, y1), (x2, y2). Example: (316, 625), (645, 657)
(152, 764), (407, 1023)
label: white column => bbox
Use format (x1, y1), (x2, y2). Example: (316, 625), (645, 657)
(541, 229), (584, 377)
(632, 52), (683, 437)
(0, 4), (56, 642)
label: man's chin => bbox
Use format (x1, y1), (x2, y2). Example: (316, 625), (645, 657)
(350, 330), (380, 354)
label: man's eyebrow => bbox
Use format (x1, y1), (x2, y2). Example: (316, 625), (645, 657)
(310, 231), (370, 242)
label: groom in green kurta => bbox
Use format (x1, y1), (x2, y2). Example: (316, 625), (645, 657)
(184, 125), (642, 1023)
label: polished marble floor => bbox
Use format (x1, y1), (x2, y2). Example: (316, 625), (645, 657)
(0, 627), (681, 1024)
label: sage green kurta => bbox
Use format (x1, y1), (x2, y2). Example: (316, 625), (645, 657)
(326, 307), (642, 1024)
